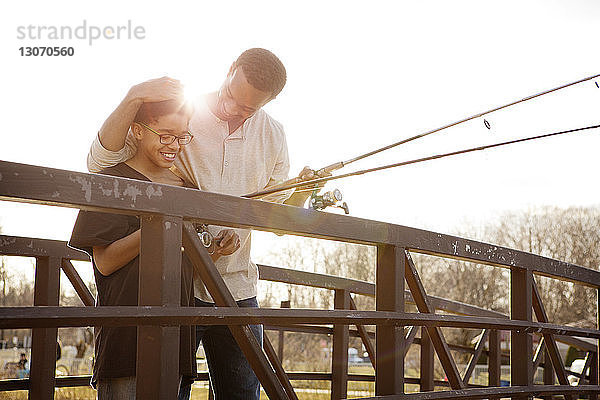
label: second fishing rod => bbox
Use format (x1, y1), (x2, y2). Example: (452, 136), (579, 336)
(243, 123), (600, 199)
(244, 72), (600, 199)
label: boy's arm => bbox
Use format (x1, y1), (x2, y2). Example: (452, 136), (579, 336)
(93, 227), (227, 276)
(69, 209), (139, 274)
(92, 229), (141, 276)
(87, 77), (184, 172)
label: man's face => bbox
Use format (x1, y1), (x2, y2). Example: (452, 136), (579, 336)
(136, 113), (190, 169)
(215, 68), (272, 122)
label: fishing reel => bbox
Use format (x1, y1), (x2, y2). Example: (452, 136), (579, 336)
(195, 224), (220, 254)
(309, 188), (349, 214)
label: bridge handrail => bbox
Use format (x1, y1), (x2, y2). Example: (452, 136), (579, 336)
(1, 160), (598, 287)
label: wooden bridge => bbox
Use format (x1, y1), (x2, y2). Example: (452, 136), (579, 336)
(0, 159), (599, 399)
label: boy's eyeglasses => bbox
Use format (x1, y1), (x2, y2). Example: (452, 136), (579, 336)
(138, 122), (194, 145)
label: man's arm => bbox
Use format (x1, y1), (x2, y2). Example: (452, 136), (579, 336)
(87, 77), (184, 172)
(260, 131), (295, 204)
(98, 76), (183, 151)
(258, 131), (326, 207)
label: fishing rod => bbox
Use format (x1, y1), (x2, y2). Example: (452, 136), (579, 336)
(329, 72), (600, 168)
(243, 123), (600, 199)
(244, 72), (600, 200)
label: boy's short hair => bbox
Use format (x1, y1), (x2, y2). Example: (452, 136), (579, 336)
(133, 100), (193, 125)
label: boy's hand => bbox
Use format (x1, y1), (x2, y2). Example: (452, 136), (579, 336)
(214, 229), (241, 256)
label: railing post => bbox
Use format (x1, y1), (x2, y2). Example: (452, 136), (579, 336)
(29, 256), (60, 400)
(488, 329), (501, 386)
(61, 259), (95, 306)
(420, 326), (434, 391)
(540, 349), (554, 400)
(593, 288), (600, 400)
(136, 215), (182, 400)
(331, 289), (350, 400)
(510, 267), (533, 399)
(375, 245), (404, 395)
(349, 295), (376, 368)
(278, 300), (290, 361)
(182, 222), (291, 400)
(590, 350), (598, 400)
(542, 347), (554, 388)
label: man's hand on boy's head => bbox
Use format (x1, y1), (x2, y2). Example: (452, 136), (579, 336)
(128, 76), (184, 105)
(214, 229), (241, 256)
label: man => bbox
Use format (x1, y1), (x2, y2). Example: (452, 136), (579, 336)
(87, 48), (319, 399)
(71, 99), (240, 399)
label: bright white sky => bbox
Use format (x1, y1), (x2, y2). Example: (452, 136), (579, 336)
(1, 0), (599, 285)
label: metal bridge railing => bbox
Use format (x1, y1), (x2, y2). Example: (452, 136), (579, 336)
(0, 159), (599, 400)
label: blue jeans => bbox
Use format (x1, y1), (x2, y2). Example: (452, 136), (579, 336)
(98, 376), (183, 399)
(178, 297), (262, 400)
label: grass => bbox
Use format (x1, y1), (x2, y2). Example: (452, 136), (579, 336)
(0, 388), (96, 399)
(0, 387), (330, 400)
(0, 365), (375, 399)
(0, 365), (513, 400)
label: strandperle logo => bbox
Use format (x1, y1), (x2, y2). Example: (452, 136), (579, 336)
(16, 20), (146, 46)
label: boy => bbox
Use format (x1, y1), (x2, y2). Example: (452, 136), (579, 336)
(69, 99), (240, 399)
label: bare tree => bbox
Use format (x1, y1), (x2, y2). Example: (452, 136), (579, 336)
(482, 206), (600, 327)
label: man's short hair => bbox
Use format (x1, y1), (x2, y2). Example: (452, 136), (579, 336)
(133, 100), (192, 125)
(234, 48), (287, 98)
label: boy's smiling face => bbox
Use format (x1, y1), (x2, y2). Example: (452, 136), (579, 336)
(133, 112), (190, 169)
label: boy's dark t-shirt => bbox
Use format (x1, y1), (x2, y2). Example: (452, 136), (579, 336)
(68, 162), (196, 384)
